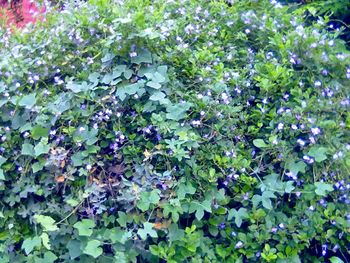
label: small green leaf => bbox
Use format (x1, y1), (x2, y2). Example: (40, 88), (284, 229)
(116, 82), (144, 101)
(66, 81), (90, 93)
(124, 69), (133, 79)
(189, 200), (212, 220)
(308, 146), (328, 162)
(88, 72), (100, 84)
(83, 240), (102, 258)
(0, 169), (4, 180)
(34, 140), (50, 157)
(34, 215), (58, 232)
(315, 182), (334, 196)
(67, 240), (82, 260)
(330, 256), (344, 263)
(40, 233), (51, 249)
(137, 222), (157, 240)
(166, 103), (192, 121)
(109, 227), (132, 244)
(19, 94), (36, 109)
(262, 191), (276, 209)
(21, 236), (41, 255)
(112, 65), (126, 78)
(0, 156), (7, 166)
(131, 49), (152, 64)
(286, 160), (306, 176)
(252, 191), (276, 210)
(117, 211), (132, 227)
(284, 181), (295, 193)
(31, 126), (49, 140)
(83, 129), (98, 146)
(149, 91), (166, 101)
(146, 81), (162, 89)
(101, 73), (114, 84)
(71, 152), (84, 166)
(73, 219), (95, 236)
(101, 52), (115, 63)
(168, 224), (184, 242)
(34, 251), (57, 263)
(137, 190), (160, 212)
(22, 143), (35, 156)
(32, 162), (44, 173)
(153, 72), (166, 83)
(253, 139), (268, 148)
(228, 208), (248, 227)
(177, 182), (196, 200)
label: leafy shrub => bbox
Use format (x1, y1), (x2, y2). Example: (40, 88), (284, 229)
(280, 0), (350, 45)
(0, 0), (349, 262)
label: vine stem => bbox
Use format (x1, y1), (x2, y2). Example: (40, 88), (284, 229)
(56, 199), (86, 225)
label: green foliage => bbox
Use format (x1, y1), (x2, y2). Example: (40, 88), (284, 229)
(34, 215), (58, 232)
(73, 219), (95, 237)
(0, 0), (349, 262)
(83, 240), (103, 258)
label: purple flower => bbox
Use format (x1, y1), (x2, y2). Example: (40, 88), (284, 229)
(321, 244), (327, 256)
(311, 127), (321, 136)
(309, 136), (316, 144)
(218, 222), (226, 230)
(303, 155), (314, 164)
(129, 52), (137, 57)
(235, 241), (244, 249)
(242, 192), (249, 200)
(297, 139), (305, 147)
(333, 244), (340, 252)
(321, 69), (328, 76)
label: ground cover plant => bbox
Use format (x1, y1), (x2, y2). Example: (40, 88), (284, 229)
(0, 0), (349, 262)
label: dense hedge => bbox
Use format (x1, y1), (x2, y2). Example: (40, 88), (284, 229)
(0, 0), (349, 262)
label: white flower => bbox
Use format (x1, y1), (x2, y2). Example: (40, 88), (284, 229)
(309, 136), (316, 144)
(314, 80), (322, 87)
(235, 241), (244, 248)
(311, 127), (321, 136)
